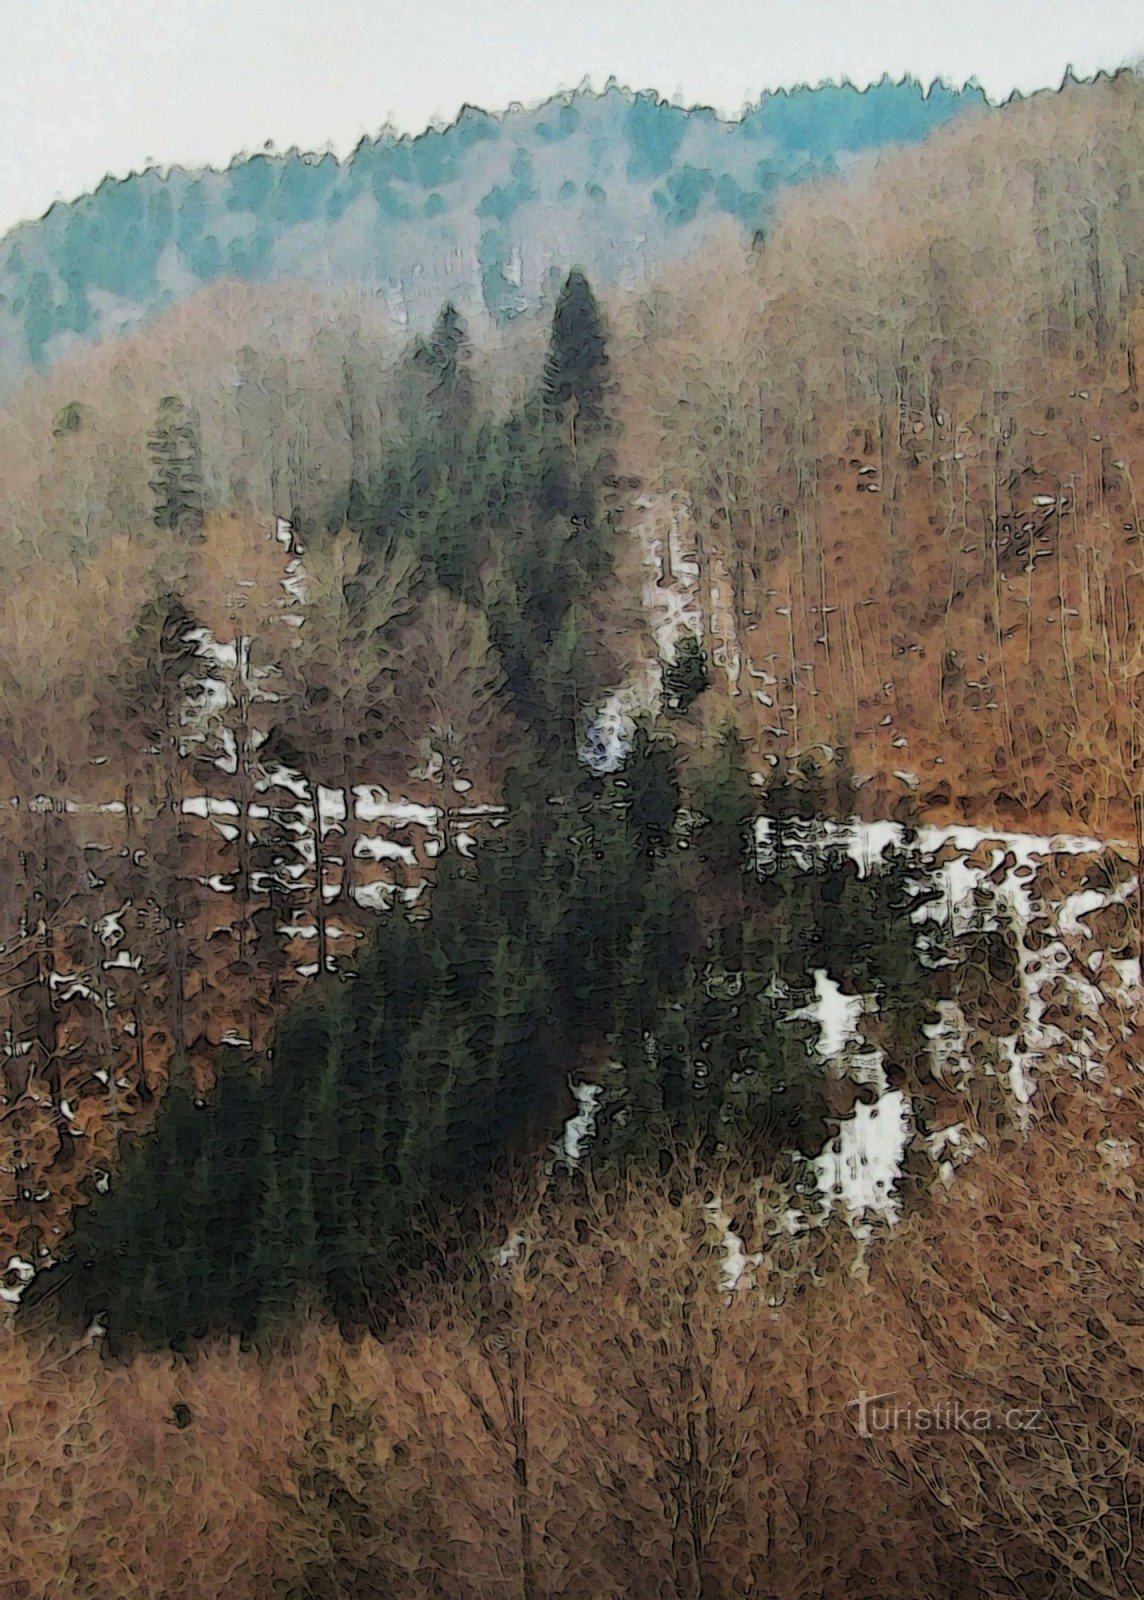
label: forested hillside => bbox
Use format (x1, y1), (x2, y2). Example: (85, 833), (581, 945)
(619, 68), (1144, 840)
(0, 78), (984, 384)
(1, 66), (1144, 1600)
(3, 71), (1143, 834)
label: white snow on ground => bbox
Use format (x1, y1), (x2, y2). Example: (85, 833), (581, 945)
(998, 1035), (1037, 1110)
(581, 493), (711, 746)
(211, 727), (239, 775)
(633, 494), (704, 662)
(704, 1199), (762, 1294)
(187, 628), (238, 672)
(789, 969), (863, 1060)
(927, 1122), (988, 1185)
(748, 816), (1134, 1228)
(249, 861), (310, 896)
(352, 785), (439, 829)
(1110, 957), (1143, 995)
(755, 816), (1106, 890)
(814, 1089), (913, 1227)
(260, 765), (308, 800)
(557, 1081), (602, 1168)
(912, 824), (1108, 944)
(102, 951), (142, 971)
(352, 881), (399, 911)
(183, 796), (241, 818)
(94, 909), (124, 948)
(786, 970), (887, 1089)
(281, 559), (307, 603)
(1060, 888), (1107, 937)
(353, 836), (418, 867)
(582, 691), (637, 774)
(0, 1255), (35, 1305)
(316, 787), (347, 832)
(49, 973), (96, 1003)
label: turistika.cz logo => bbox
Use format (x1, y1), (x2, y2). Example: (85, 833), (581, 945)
(848, 1390), (1044, 1439)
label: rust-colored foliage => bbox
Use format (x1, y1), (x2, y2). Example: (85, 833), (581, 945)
(0, 68), (1143, 1599)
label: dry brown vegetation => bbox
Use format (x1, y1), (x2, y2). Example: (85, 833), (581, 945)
(612, 71), (1144, 847)
(0, 509), (516, 1270)
(1, 1047), (1141, 1600)
(1, 70), (1144, 1598)
(0, 281), (539, 574)
(5, 75), (1144, 842)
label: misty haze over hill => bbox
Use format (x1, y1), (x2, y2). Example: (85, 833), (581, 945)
(0, 78), (986, 387)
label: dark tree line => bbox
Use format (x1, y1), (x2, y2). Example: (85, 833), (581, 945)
(25, 270), (945, 1352)
(349, 273), (616, 775)
(45, 737), (937, 1349)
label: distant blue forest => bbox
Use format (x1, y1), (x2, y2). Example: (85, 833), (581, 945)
(0, 78), (986, 377)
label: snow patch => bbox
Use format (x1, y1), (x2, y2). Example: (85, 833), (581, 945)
(354, 836), (418, 867)
(557, 1081), (602, 1168)
(789, 969), (863, 1061)
(814, 1089), (912, 1227)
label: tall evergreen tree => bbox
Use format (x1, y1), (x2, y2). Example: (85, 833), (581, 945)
(148, 395), (205, 536)
(114, 591), (202, 760)
(690, 721), (758, 885)
(412, 300), (472, 432)
(543, 269), (608, 435)
(614, 724), (680, 860)
(663, 633), (709, 714)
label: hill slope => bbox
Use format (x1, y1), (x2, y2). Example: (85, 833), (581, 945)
(0, 78), (985, 385)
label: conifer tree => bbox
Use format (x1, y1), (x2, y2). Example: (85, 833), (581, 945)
(113, 591), (202, 779)
(543, 269), (608, 438)
(148, 395), (205, 537)
(615, 724), (679, 860)
(413, 300), (473, 433)
(691, 722), (757, 885)
(663, 633), (709, 714)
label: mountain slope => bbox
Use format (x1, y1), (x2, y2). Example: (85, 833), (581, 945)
(0, 78), (985, 386)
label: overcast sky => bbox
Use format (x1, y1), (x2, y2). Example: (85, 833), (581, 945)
(2, 0), (1141, 236)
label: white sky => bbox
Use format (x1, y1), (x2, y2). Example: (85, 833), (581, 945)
(1, 0), (1141, 236)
